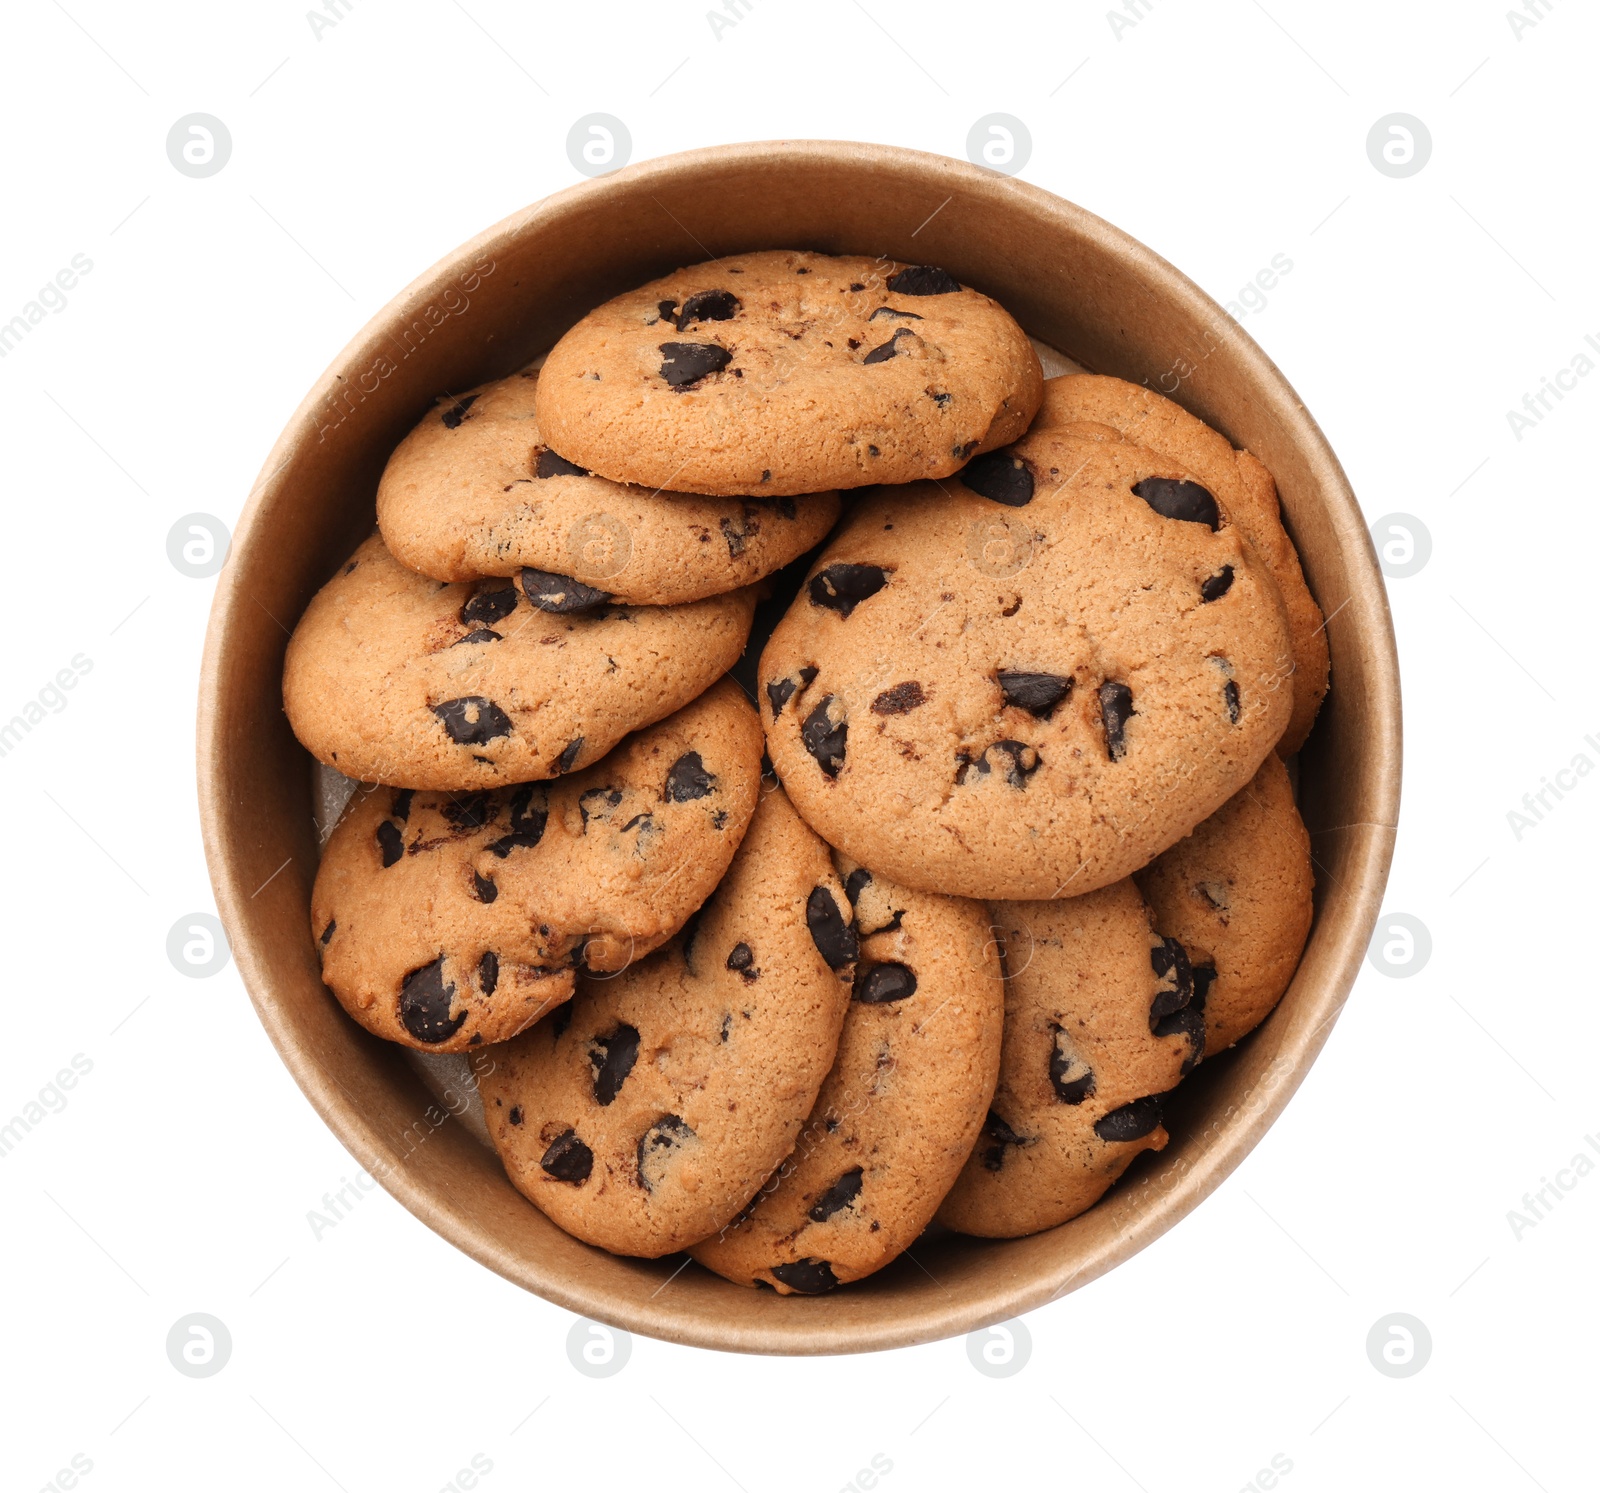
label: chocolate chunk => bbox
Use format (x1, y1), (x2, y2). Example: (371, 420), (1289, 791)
(455, 628), (501, 646)
(806, 886), (859, 969)
(1049, 1031), (1095, 1104)
(1153, 1006), (1206, 1072)
(472, 869), (498, 903)
(961, 451), (1034, 506)
(376, 819), (404, 867)
(1200, 565), (1234, 602)
(1224, 680), (1240, 723)
(391, 789), (414, 822)
(556, 738), (585, 774)
(844, 868), (872, 905)
(486, 785), (548, 857)
(1191, 963), (1217, 1011)
(319, 919), (336, 946)
(886, 265), (961, 296)
(658, 341), (731, 387)
(979, 1110), (1025, 1171)
(535, 447), (588, 479)
(770, 1258), (839, 1294)
(962, 740), (1040, 789)
(852, 961), (917, 1004)
(808, 1167), (863, 1222)
(461, 583), (519, 627)
(677, 289), (741, 329)
(726, 942), (757, 979)
(590, 1023), (640, 1106)
(441, 792), (494, 829)
(478, 950), (499, 995)
(399, 957), (465, 1043)
(540, 1130), (593, 1184)
(808, 562), (889, 618)
(431, 696), (512, 746)
(440, 394), (478, 429)
(1094, 1095), (1163, 1143)
(1099, 682), (1134, 761)
(800, 697), (847, 777)
(1149, 937), (1195, 1025)
(868, 305), (923, 321)
(656, 298), (678, 325)
(636, 1114), (695, 1191)
(519, 566), (610, 613)
(664, 751), (717, 802)
(1131, 477), (1220, 530)
(862, 328), (912, 364)
(766, 665), (818, 718)
(997, 671), (1073, 718)
(871, 681), (926, 715)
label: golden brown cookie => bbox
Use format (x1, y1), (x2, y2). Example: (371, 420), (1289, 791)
(759, 429), (1293, 900)
(1031, 375), (1328, 753)
(375, 367), (841, 601)
(283, 533), (754, 790)
(479, 787), (856, 1258)
(311, 680), (763, 1052)
(690, 859), (1003, 1293)
(535, 250), (1043, 497)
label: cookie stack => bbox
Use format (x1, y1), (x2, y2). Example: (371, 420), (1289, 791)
(282, 249), (1326, 1295)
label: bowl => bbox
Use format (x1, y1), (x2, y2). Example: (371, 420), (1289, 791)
(197, 140), (1400, 1355)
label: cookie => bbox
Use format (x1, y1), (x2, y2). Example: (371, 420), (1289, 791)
(1134, 751), (1313, 1056)
(375, 367), (841, 602)
(535, 250), (1043, 498)
(480, 786), (856, 1257)
(759, 428), (1294, 901)
(283, 533), (754, 790)
(311, 679), (763, 1052)
(690, 859), (1003, 1293)
(935, 879), (1195, 1239)
(1032, 375), (1328, 754)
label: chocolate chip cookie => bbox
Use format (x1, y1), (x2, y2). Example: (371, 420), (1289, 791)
(480, 786), (856, 1257)
(311, 679), (762, 1052)
(376, 368), (841, 602)
(1032, 375), (1328, 754)
(535, 250), (1043, 498)
(690, 859), (1003, 1293)
(759, 428), (1294, 900)
(936, 879), (1195, 1239)
(283, 533), (754, 790)
(1134, 751), (1313, 1056)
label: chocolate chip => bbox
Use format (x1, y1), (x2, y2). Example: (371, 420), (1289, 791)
(726, 942), (757, 979)
(887, 265), (961, 296)
(658, 341), (731, 387)
(399, 957), (465, 1043)
(1099, 682), (1134, 761)
(871, 681), (926, 715)
(540, 1130), (593, 1184)
(461, 583), (519, 627)
(862, 328), (912, 364)
(766, 666), (818, 717)
(719, 1013), (732, 1042)
(1200, 565), (1234, 602)
(535, 447), (588, 479)
(844, 868), (872, 905)
(441, 793), (494, 829)
(440, 394), (478, 429)
(868, 305), (923, 321)
(1191, 963), (1217, 1011)
(1149, 937), (1195, 1025)
(806, 886), (859, 970)
(1224, 680), (1240, 723)
(508, 1105), (522, 1125)
(636, 1114), (696, 1191)
(677, 289), (741, 329)
(431, 697), (512, 746)
(664, 751), (717, 802)
(319, 919), (336, 945)
(979, 1110), (1025, 1171)
(961, 740), (1040, 789)
(472, 869), (497, 902)
(808, 1167), (863, 1222)
(656, 298), (677, 324)
(807, 562), (889, 617)
(1131, 477), (1220, 530)
(391, 789), (413, 821)
(770, 1259), (839, 1294)
(478, 951), (499, 995)
(376, 819), (404, 867)
(579, 787), (622, 830)
(590, 1023), (640, 1106)
(961, 451), (1034, 506)
(1094, 1095), (1163, 1143)
(1153, 1006), (1206, 1072)
(1049, 1030), (1095, 1104)
(519, 567), (610, 613)
(800, 697), (847, 777)
(928, 389), (951, 407)
(486, 785), (548, 857)
(556, 738), (585, 774)
(719, 515), (747, 558)
(455, 628), (501, 645)
(852, 961), (917, 1004)
(997, 671), (1073, 718)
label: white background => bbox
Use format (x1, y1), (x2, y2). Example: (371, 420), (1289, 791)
(2, 1), (1596, 1489)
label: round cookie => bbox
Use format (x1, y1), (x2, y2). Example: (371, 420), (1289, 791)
(375, 367), (841, 601)
(690, 859), (1003, 1294)
(480, 787), (857, 1258)
(283, 532), (755, 790)
(1032, 375), (1328, 754)
(759, 428), (1295, 901)
(936, 879), (1197, 1239)
(1134, 751), (1313, 1056)
(311, 680), (763, 1052)
(535, 249), (1044, 498)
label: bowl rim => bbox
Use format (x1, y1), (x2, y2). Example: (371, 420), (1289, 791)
(198, 138), (1400, 1354)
